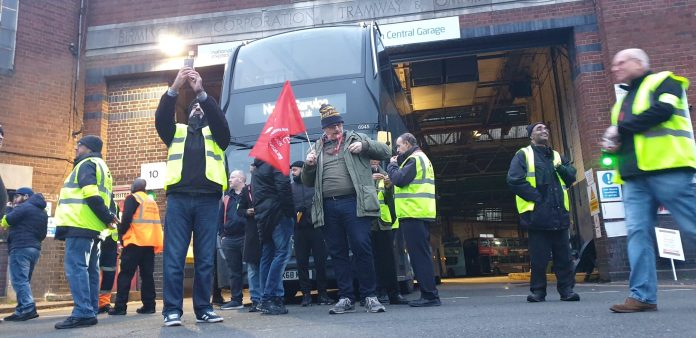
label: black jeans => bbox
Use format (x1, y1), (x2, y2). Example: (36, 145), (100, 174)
(371, 229), (400, 296)
(221, 235), (245, 302)
(294, 226), (328, 294)
(528, 228), (575, 296)
(115, 245), (155, 307)
(400, 219), (439, 300)
(100, 237), (118, 293)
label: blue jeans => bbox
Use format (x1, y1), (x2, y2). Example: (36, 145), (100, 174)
(221, 236), (245, 302)
(247, 263), (261, 303)
(259, 216), (293, 301)
(64, 237), (100, 318)
(323, 196), (377, 300)
(623, 170), (696, 304)
(163, 193), (219, 317)
(9, 247), (40, 315)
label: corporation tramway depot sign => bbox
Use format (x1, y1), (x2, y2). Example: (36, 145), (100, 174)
(86, 0), (571, 52)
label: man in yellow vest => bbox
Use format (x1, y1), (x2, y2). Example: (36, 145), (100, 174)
(155, 67), (230, 326)
(54, 135), (117, 329)
(602, 48), (696, 313)
(507, 123), (579, 303)
(108, 178), (163, 316)
(386, 133), (440, 307)
(371, 160), (408, 305)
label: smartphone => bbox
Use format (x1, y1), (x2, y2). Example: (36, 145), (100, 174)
(184, 57), (194, 68)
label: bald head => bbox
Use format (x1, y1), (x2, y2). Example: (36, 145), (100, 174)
(229, 170), (247, 191)
(612, 48), (650, 84)
(131, 178), (147, 193)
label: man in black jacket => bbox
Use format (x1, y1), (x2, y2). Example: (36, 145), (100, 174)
(252, 159), (294, 315)
(155, 68), (230, 326)
(290, 161), (331, 307)
(218, 170), (247, 310)
(239, 164), (261, 312)
(507, 122), (579, 303)
(2, 188), (47, 321)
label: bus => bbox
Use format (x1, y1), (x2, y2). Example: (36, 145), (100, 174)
(220, 23), (414, 298)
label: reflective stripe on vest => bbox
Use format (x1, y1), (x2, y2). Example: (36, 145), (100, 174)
(54, 157), (113, 232)
(377, 179), (399, 229)
(514, 146), (569, 214)
(164, 124), (228, 192)
(610, 71), (696, 183)
(123, 191), (164, 253)
(394, 151), (436, 220)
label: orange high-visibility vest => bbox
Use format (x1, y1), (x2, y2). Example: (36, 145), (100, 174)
(122, 191), (164, 253)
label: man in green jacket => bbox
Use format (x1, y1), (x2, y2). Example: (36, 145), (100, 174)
(302, 104), (391, 315)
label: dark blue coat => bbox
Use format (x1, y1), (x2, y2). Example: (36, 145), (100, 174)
(6, 194), (48, 252)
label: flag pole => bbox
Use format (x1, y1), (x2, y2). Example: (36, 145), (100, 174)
(304, 131), (313, 149)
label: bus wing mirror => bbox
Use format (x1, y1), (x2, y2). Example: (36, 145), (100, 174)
(377, 131), (391, 145)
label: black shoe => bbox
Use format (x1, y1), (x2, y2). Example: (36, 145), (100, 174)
(108, 306), (127, 316)
(301, 293), (312, 307)
(258, 300), (273, 314)
(389, 294), (409, 305)
(249, 301), (260, 313)
(527, 293), (546, 303)
(5, 310), (39, 321)
(408, 298), (441, 307)
(561, 292), (580, 301)
(262, 297), (288, 315)
(317, 293), (333, 305)
(212, 296), (226, 306)
(136, 305), (156, 314)
(377, 293), (389, 304)
(97, 304), (111, 314)
(55, 316), (98, 329)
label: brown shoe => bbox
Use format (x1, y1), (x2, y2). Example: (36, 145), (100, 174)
(610, 298), (657, 313)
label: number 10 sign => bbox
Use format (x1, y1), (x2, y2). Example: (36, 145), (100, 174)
(140, 162), (167, 190)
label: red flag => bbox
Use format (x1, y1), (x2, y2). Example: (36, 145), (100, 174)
(249, 81), (306, 175)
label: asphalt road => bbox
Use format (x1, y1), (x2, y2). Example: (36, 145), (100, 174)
(3, 279), (696, 337)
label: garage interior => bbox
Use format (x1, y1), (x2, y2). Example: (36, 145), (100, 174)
(387, 30), (586, 268)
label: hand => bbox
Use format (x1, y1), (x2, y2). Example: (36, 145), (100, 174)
(372, 173), (385, 181)
(390, 156), (398, 164)
(187, 70), (204, 94)
(246, 208), (255, 216)
(602, 126), (621, 153)
(172, 67), (193, 91)
(108, 222), (118, 229)
(117, 242), (123, 255)
(347, 142), (363, 154)
(384, 175), (392, 187)
(306, 150), (317, 166)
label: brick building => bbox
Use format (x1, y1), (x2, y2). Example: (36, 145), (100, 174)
(1, 0), (695, 300)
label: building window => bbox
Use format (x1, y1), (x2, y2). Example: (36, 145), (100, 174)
(0, 0), (19, 72)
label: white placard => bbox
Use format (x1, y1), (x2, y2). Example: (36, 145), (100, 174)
(380, 16), (460, 47)
(140, 162), (167, 190)
(45, 201), (52, 217)
(46, 217), (56, 238)
(593, 214), (602, 238)
(605, 220), (627, 238)
(655, 227), (685, 261)
(584, 169), (594, 186)
(597, 170), (622, 202)
(601, 201), (625, 220)
(196, 41), (244, 67)
(587, 185), (600, 216)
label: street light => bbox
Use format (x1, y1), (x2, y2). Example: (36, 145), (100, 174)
(158, 34), (184, 56)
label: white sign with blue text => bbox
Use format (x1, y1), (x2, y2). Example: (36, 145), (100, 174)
(380, 16), (460, 47)
(596, 170), (622, 202)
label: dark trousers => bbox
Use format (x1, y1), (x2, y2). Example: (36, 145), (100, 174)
(115, 245), (156, 307)
(323, 196), (376, 300)
(294, 226), (328, 294)
(100, 237), (118, 293)
(221, 235), (245, 302)
(371, 229), (400, 296)
(400, 219), (439, 300)
(528, 228), (575, 296)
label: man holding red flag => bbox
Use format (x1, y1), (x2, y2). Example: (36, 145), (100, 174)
(248, 81), (301, 315)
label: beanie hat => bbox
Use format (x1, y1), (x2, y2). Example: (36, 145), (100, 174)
(319, 104), (344, 129)
(526, 122), (545, 137)
(290, 160), (304, 169)
(16, 187), (34, 197)
(78, 135), (103, 153)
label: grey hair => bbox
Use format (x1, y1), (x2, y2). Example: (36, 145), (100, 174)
(398, 133), (418, 147)
(620, 48), (650, 69)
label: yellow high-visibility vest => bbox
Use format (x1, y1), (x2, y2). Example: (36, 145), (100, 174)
(164, 124), (227, 192)
(514, 146), (569, 214)
(377, 179), (399, 229)
(55, 157), (113, 232)
(394, 151), (436, 220)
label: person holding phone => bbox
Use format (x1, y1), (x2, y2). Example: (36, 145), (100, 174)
(155, 66), (230, 326)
